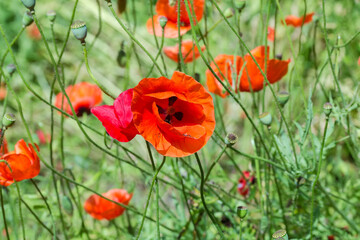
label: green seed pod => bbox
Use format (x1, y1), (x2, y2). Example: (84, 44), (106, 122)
(117, 49), (127, 68)
(71, 21), (87, 43)
(6, 64), (16, 76)
(22, 11), (34, 27)
(61, 196), (73, 216)
(259, 112), (272, 126)
(225, 133), (238, 146)
(272, 229), (288, 240)
(323, 102), (332, 116)
(277, 91), (289, 107)
(46, 10), (56, 22)
(2, 113), (16, 128)
(234, 0), (246, 10)
(159, 16), (168, 28)
(21, 0), (36, 10)
(236, 206), (248, 219)
(224, 8), (235, 18)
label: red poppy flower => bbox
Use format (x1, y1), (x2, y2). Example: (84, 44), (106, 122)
(237, 171), (255, 197)
(0, 84), (6, 101)
(358, 57), (360, 66)
(55, 82), (102, 117)
(132, 71), (215, 157)
(91, 89), (139, 142)
(0, 139), (40, 187)
(84, 189), (132, 220)
(267, 27), (275, 41)
(147, 0), (205, 38)
(0, 135), (8, 157)
(36, 130), (51, 145)
(163, 40), (205, 63)
(206, 46), (290, 97)
(27, 24), (41, 40)
(327, 236), (335, 240)
(283, 12), (314, 27)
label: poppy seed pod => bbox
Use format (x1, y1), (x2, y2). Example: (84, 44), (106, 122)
(6, 64), (16, 76)
(22, 11), (34, 27)
(159, 16), (168, 28)
(21, 0), (36, 10)
(236, 206), (248, 219)
(225, 133), (238, 146)
(277, 91), (289, 107)
(234, 0), (246, 10)
(2, 113), (16, 129)
(46, 10), (56, 22)
(259, 112), (272, 126)
(224, 8), (235, 18)
(71, 21), (87, 43)
(323, 102), (332, 116)
(272, 229), (288, 240)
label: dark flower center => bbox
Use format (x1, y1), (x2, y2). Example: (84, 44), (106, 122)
(76, 106), (91, 117)
(156, 96), (184, 124)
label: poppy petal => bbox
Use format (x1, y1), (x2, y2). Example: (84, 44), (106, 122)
(146, 15), (192, 38)
(114, 89), (134, 129)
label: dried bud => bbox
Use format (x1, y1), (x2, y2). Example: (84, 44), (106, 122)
(21, 0), (36, 10)
(6, 64), (16, 76)
(71, 21), (87, 43)
(277, 91), (289, 107)
(224, 8), (235, 18)
(236, 206), (248, 219)
(259, 112), (272, 126)
(323, 102), (332, 116)
(117, 49), (127, 68)
(46, 10), (56, 22)
(225, 133), (238, 146)
(61, 195), (74, 216)
(159, 16), (168, 28)
(22, 11), (34, 27)
(272, 229), (288, 240)
(2, 113), (16, 128)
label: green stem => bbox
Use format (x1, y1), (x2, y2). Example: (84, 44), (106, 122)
(204, 145), (227, 182)
(0, 187), (10, 240)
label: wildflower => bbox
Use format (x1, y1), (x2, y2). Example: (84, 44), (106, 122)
(0, 84), (6, 101)
(147, 0), (205, 38)
(267, 27), (274, 41)
(84, 189), (132, 220)
(0, 139), (40, 187)
(0, 133), (8, 157)
(283, 12), (314, 27)
(36, 130), (51, 145)
(358, 56), (360, 66)
(163, 40), (205, 63)
(27, 24), (41, 40)
(237, 171), (255, 197)
(327, 236), (335, 240)
(206, 46), (290, 97)
(132, 71), (215, 157)
(91, 89), (139, 142)
(55, 82), (102, 117)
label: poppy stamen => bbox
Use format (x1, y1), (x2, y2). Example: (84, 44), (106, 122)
(164, 115), (172, 124)
(168, 96), (178, 106)
(174, 112), (183, 121)
(157, 105), (166, 114)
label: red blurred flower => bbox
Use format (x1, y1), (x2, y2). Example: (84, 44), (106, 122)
(91, 89), (139, 142)
(283, 12), (314, 27)
(27, 24), (41, 40)
(206, 46), (290, 97)
(0, 139), (40, 187)
(237, 171), (255, 197)
(36, 130), (51, 145)
(132, 71), (215, 157)
(84, 189), (133, 220)
(163, 40), (205, 63)
(327, 236), (335, 240)
(55, 82), (102, 117)
(358, 57), (360, 66)
(147, 0), (205, 38)
(0, 134), (8, 157)
(267, 27), (275, 41)
(0, 84), (6, 101)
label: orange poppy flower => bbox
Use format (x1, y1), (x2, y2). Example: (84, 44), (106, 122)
(27, 24), (41, 40)
(55, 82), (102, 117)
(132, 71), (215, 157)
(163, 40), (205, 63)
(0, 134), (8, 157)
(283, 12), (314, 27)
(84, 189), (132, 220)
(267, 27), (274, 41)
(0, 139), (40, 187)
(36, 130), (51, 145)
(206, 46), (290, 97)
(147, 0), (205, 38)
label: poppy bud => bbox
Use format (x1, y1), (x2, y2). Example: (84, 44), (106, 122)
(277, 91), (289, 107)
(46, 10), (56, 22)
(159, 16), (168, 28)
(224, 8), (235, 18)
(225, 133), (238, 146)
(6, 64), (16, 76)
(117, 49), (127, 68)
(71, 21), (87, 43)
(61, 195), (74, 215)
(2, 113), (16, 128)
(272, 229), (288, 240)
(234, 0), (246, 10)
(236, 206), (248, 219)
(323, 102), (332, 116)
(275, 54), (283, 60)
(194, 73), (200, 82)
(259, 112), (272, 126)
(22, 11), (34, 27)
(21, 0), (36, 10)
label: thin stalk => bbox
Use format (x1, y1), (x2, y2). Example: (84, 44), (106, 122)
(0, 187), (10, 240)
(204, 145), (227, 182)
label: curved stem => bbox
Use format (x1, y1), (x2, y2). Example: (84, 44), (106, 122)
(204, 145), (227, 182)
(0, 187), (10, 240)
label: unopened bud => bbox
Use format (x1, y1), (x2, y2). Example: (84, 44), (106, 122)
(21, 0), (36, 10)
(224, 8), (235, 18)
(6, 64), (16, 76)
(323, 102), (332, 116)
(46, 10), (56, 22)
(277, 91), (289, 107)
(272, 229), (288, 240)
(194, 73), (200, 82)
(234, 0), (246, 10)
(275, 54), (283, 60)
(225, 133), (238, 146)
(236, 206), (248, 219)
(22, 11), (34, 27)
(159, 16), (168, 28)
(71, 21), (87, 43)
(2, 113), (16, 128)
(117, 49), (127, 68)
(259, 112), (272, 126)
